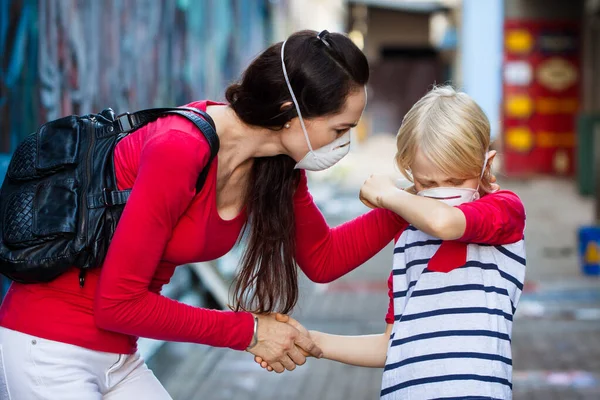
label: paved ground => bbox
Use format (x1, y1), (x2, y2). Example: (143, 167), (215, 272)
(7, 136), (595, 398)
(149, 168), (600, 399)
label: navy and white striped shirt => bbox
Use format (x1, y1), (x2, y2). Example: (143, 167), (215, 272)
(381, 225), (526, 399)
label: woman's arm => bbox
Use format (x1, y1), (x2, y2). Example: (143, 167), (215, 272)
(94, 129), (254, 350)
(309, 324), (393, 368)
(293, 172), (408, 283)
(95, 129), (321, 371)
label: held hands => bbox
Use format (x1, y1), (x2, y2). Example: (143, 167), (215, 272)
(252, 313), (313, 373)
(246, 313), (321, 374)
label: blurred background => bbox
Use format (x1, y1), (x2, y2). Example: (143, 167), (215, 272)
(1, 0), (599, 399)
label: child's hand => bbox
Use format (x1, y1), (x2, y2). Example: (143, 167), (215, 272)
(274, 313), (310, 351)
(360, 174), (400, 209)
(253, 313), (312, 372)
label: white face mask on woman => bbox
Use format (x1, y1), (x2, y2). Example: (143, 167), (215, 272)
(416, 153), (489, 206)
(280, 39), (351, 171)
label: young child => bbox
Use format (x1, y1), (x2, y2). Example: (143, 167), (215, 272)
(255, 86), (526, 399)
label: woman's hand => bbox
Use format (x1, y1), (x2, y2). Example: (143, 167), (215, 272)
(359, 174), (400, 209)
(246, 313), (322, 373)
(254, 314), (313, 372)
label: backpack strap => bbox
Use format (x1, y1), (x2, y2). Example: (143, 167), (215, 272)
(113, 107), (217, 134)
(97, 107), (219, 208)
(168, 110), (219, 193)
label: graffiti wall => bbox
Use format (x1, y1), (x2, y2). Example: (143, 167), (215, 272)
(0, 0), (276, 153)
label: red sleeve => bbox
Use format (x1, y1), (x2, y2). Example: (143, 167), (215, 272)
(293, 172), (409, 283)
(94, 129), (254, 351)
(457, 190), (525, 245)
(385, 272), (395, 324)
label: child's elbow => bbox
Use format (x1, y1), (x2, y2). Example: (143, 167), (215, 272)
(428, 209), (465, 240)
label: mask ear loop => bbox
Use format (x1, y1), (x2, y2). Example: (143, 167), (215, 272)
(473, 152), (490, 200)
(281, 40), (314, 153)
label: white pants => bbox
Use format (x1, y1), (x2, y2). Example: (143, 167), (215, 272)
(0, 327), (172, 400)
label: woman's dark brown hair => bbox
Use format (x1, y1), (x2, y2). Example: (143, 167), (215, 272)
(226, 30), (369, 314)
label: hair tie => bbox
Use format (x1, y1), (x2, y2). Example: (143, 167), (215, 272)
(317, 30), (332, 48)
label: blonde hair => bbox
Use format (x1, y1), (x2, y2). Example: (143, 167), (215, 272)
(395, 85), (493, 193)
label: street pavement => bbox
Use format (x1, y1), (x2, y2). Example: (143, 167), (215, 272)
(149, 136), (600, 400)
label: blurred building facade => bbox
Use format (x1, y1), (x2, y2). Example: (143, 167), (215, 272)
(344, 0), (600, 184)
(0, 0), (291, 300)
(2, 0), (600, 185)
(0, 0), (282, 158)
(346, 0), (459, 138)
(2, 1), (600, 297)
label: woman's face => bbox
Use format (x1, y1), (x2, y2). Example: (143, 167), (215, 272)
(282, 87), (367, 163)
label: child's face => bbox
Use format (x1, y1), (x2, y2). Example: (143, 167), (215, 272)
(410, 149), (480, 193)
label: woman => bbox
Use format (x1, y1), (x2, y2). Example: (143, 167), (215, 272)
(0, 30), (410, 399)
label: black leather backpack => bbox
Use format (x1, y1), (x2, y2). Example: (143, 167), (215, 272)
(0, 107), (219, 286)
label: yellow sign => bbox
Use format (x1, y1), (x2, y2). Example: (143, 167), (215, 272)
(505, 29), (534, 54)
(536, 97), (579, 114)
(505, 127), (534, 152)
(536, 57), (578, 92)
(506, 129), (575, 151)
(505, 94), (533, 119)
(585, 241), (600, 265)
(537, 132), (575, 148)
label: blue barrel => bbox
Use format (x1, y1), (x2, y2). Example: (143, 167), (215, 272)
(579, 226), (600, 276)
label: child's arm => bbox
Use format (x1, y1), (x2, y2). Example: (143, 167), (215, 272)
(311, 272), (396, 368)
(360, 175), (466, 240)
(308, 324), (393, 368)
(360, 175), (525, 244)
(254, 321), (393, 370)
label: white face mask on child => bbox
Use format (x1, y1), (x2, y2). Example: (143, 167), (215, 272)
(280, 39), (351, 171)
(417, 153), (489, 206)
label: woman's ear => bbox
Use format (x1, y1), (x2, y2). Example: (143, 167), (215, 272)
(280, 101), (293, 112)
